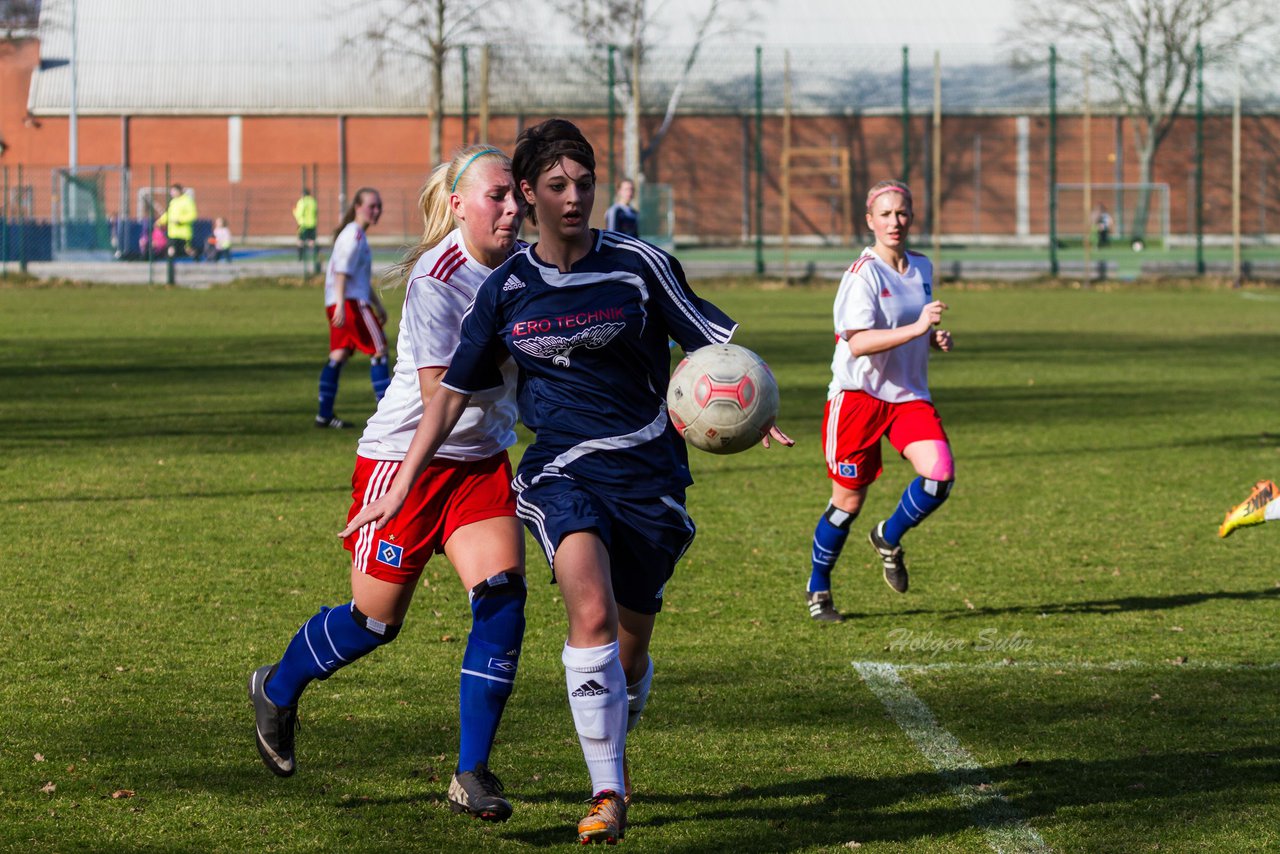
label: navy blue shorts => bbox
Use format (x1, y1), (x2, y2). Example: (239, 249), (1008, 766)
(513, 475), (696, 615)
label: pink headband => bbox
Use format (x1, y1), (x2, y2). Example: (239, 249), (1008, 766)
(866, 185), (912, 209)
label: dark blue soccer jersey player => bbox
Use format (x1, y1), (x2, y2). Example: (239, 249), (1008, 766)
(342, 118), (793, 845)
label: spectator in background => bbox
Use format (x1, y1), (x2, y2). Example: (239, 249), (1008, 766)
(604, 178), (639, 237)
(143, 222), (167, 258)
(1093, 203), (1113, 248)
(207, 216), (232, 262)
(156, 184), (198, 260)
(295, 187), (318, 262)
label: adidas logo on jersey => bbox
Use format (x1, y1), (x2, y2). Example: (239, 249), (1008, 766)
(571, 679), (609, 698)
(502, 275), (525, 291)
(880, 286), (892, 297)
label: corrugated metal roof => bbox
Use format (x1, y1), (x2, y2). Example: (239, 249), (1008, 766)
(30, 0), (435, 115)
(27, 0), (1279, 116)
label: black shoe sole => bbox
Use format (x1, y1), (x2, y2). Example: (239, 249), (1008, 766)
(248, 667), (296, 777)
(869, 527), (909, 594)
(448, 799), (512, 822)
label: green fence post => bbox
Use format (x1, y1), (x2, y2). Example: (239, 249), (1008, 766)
(901, 46), (910, 184)
(165, 163), (175, 285)
(2, 164), (8, 278)
(17, 162), (27, 274)
(147, 164), (155, 284)
(312, 162), (320, 274)
(754, 45), (764, 276)
(1049, 45), (1059, 276)
(461, 45), (470, 144)
(608, 45), (617, 192)
(300, 165), (309, 279)
(1195, 43), (1205, 276)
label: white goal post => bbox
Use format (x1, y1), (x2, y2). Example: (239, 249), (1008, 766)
(1054, 183), (1170, 245)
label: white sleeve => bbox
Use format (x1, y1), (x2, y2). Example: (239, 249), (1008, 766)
(329, 225), (358, 276)
(402, 276), (470, 370)
(833, 267), (878, 337)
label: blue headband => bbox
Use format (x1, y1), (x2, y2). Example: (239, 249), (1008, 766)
(451, 148), (501, 192)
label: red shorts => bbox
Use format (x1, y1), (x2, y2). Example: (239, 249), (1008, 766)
(344, 452), (516, 584)
(327, 299), (386, 355)
(822, 390), (948, 490)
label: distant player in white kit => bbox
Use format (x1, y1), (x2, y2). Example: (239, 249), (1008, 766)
(251, 146), (529, 822)
(806, 179), (955, 621)
(316, 188), (390, 428)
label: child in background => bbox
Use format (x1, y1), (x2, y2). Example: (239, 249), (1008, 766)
(208, 217), (232, 262)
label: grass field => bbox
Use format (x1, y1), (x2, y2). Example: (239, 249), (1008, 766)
(2, 276), (1279, 852)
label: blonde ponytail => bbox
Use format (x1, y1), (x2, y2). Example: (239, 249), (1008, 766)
(391, 145), (511, 284)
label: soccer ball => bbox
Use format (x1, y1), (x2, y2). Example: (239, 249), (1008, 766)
(667, 343), (780, 454)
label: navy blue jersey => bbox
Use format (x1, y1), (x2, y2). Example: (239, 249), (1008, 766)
(442, 230), (737, 498)
(604, 204), (639, 238)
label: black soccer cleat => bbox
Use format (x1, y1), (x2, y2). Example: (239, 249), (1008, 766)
(447, 762), (513, 822)
(869, 522), (909, 593)
(806, 589), (844, 622)
(248, 664), (297, 777)
(315, 415), (354, 429)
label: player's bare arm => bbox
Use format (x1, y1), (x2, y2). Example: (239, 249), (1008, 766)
(338, 384), (472, 536)
(845, 300), (947, 357)
(331, 273), (348, 327)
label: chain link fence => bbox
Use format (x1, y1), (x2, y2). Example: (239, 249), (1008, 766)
(5, 41), (1279, 278)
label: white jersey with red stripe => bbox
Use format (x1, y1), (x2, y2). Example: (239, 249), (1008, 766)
(324, 221), (373, 306)
(828, 248), (934, 403)
(357, 229), (520, 461)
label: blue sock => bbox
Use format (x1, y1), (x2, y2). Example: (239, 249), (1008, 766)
(881, 477), (953, 547)
(370, 357), (391, 401)
(265, 602), (397, 708)
(809, 503), (856, 593)
(318, 359), (343, 419)
(457, 573), (526, 773)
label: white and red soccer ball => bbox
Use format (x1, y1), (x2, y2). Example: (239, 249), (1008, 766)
(667, 343), (780, 454)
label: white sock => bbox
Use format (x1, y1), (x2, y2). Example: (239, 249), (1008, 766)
(1266, 497), (1280, 522)
(562, 641), (627, 796)
(627, 655), (654, 733)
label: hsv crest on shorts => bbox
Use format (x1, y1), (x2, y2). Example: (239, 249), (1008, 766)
(376, 540), (404, 567)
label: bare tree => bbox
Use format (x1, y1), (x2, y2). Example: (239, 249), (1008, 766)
(357, 0), (507, 165)
(550, 0), (759, 187)
(1015, 0), (1275, 239)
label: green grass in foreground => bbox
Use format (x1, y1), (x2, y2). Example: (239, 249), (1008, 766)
(1, 278), (1279, 852)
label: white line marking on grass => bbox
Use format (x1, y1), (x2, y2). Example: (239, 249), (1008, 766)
(1240, 292), (1280, 302)
(853, 661), (1052, 854)
(894, 659), (1280, 674)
